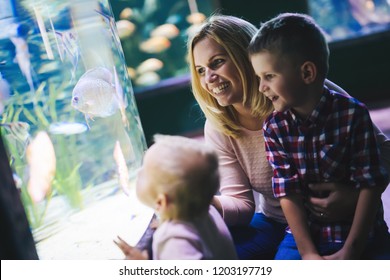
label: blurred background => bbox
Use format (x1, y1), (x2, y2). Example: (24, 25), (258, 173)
(106, 0), (390, 145)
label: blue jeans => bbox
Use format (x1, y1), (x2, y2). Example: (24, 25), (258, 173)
(229, 212), (287, 259)
(275, 222), (390, 260)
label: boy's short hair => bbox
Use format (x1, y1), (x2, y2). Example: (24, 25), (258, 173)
(248, 13), (329, 79)
(152, 134), (219, 220)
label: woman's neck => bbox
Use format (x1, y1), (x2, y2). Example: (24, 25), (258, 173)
(234, 104), (262, 131)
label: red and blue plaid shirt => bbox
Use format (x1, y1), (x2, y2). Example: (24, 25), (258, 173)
(263, 87), (389, 242)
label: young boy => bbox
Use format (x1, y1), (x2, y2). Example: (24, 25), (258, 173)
(248, 13), (389, 259)
(115, 134), (237, 260)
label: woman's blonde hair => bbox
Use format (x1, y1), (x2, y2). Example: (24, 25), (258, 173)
(188, 15), (273, 138)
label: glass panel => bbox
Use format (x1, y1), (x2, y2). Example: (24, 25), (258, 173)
(110, 0), (219, 90)
(308, 0), (390, 41)
(0, 0), (151, 259)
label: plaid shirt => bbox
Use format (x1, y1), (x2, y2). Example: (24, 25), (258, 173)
(263, 88), (389, 242)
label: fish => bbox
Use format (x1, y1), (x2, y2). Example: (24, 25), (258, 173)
(116, 20), (136, 39)
(71, 66), (129, 128)
(119, 7), (133, 20)
(150, 23), (179, 39)
(186, 12), (206, 24)
(9, 36), (35, 93)
(139, 36), (171, 53)
(135, 71), (160, 87)
(48, 122), (88, 135)
(0, 73), (11, 114)
(113, 140), (130, 195)
(54, 30), (80, 82)
(26, 131), (56, 203)
(136, 58), (163, 75)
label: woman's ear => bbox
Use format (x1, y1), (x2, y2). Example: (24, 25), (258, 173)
(301, 61), (317, 84)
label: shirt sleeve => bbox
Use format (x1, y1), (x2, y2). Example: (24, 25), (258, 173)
(373, 124), (390, 178)
(204, 120), (255, 225)
(349, 105), (389, 188)
(263, 115), (302, 198)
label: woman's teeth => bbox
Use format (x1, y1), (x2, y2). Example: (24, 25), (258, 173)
(213, 83), (229, 94)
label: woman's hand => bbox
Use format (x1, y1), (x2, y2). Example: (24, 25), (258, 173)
(114, 236), (149, 260)
(306, 182), (359, 222)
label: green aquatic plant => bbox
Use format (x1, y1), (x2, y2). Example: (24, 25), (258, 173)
(1, 79), (85, 229)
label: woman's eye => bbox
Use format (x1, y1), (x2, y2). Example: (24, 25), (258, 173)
(197, 68), (205, 75)
(265, 74), (274, 80)
(211, 59), (224, 68)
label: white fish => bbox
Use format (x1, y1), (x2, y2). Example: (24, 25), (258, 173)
(48, 122), (88, 135)
(9, 36), (35, 93)
(54, 30), (80, 82)
(136, 58), (163, 75)
(116, 20), (136, 39)
(150, 23), (179, 39)
(26, 131), (56, 203)
(0, 73), (11, 114)
(71, 66), (128, 128)
(113, 140), (130, 195)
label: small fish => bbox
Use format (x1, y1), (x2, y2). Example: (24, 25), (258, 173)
(139, 36), (171, 53)
(150, 23), (179, 39)
(116, 20), (136, 39)
(9, 36), (35, 93)
(119, 7), (133, 20)
(113, 140), (130, 195)
(186, 12), (206, 24)
(26, 131), (56, 203)
(71, 66), (128, 128)
(48, 122), (88, 135)
(136, 58), (163, 75)
(54, 30), (80, 82)
(0, 73), (11, 114)
(135, 71), (160, 87)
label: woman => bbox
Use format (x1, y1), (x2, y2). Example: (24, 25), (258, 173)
(188, 14), (390, 259)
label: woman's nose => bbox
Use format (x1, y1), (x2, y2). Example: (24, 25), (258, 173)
(205, 68), (217, 83)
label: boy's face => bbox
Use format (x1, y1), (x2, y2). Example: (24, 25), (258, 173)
(250, 51), (308, 114)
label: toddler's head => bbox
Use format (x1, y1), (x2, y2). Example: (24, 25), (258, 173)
(136, 134), (219, 222)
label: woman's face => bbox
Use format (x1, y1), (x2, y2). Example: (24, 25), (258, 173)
(193, 37), (244, 107)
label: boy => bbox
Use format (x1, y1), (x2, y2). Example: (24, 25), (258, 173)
(248, 13), (389, 259)
(115, 134), (237, 260)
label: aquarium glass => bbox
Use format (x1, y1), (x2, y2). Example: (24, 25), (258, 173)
(109, 0), (219, 91)
(308, 0), (390, 41)
(0, 0), (151, 259)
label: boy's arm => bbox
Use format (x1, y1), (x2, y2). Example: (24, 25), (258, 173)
(332, 187), (383, 259)
(280, 195), (323, 259)
(325, 104), (388, 259)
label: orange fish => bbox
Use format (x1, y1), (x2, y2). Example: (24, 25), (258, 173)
(26, 131), (56, 203)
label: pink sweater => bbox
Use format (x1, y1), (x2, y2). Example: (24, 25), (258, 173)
(205, 120), (286, 226)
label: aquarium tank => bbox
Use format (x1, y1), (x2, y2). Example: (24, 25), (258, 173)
(308, 0), (390, 41)
(109, 0), (219, 90)
(0, 0), (153, 259)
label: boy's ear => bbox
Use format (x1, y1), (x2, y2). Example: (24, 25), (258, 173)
(300, 61), (317, 84)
